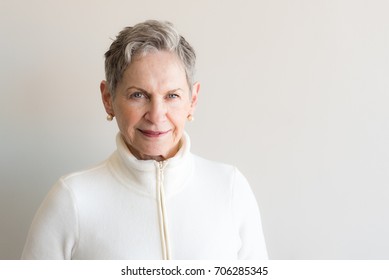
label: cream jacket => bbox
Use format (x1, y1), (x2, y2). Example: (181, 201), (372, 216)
(22, 133), (268, 259)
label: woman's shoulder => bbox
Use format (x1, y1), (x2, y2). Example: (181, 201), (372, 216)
(56, 158), (113, 191)
(191, 153), (235, 171)
(190, 153), (247, 184)
(189, 154), (254, 200)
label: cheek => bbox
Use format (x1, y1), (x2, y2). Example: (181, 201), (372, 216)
(115, 106), (143, 130)
(169, 107), (189, 129)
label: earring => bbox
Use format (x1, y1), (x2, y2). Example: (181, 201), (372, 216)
(187, 114), (194, 122)
(106, 114), (114, 121)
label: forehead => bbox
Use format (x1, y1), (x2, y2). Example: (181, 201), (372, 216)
(120, 51), (188, 92)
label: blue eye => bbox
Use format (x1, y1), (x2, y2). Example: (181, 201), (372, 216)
(167, 93), (179, 99)
(130, 92), (145, 99)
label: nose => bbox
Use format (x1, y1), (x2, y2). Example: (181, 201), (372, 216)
(144, 98), (167, 124)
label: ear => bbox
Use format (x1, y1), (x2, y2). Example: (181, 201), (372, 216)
(189, 82), (200, 115)
(100, 80), (114, 115)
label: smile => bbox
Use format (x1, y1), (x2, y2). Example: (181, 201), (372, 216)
(138, 129), (171, 138)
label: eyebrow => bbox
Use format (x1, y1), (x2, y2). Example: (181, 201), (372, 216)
(126, 86), (183, 94)
(126, 86), (149, 94)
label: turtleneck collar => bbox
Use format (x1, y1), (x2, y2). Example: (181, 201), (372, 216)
(107, 131), (194, 198)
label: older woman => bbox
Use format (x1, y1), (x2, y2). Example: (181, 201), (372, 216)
(22, 20), (267, 260)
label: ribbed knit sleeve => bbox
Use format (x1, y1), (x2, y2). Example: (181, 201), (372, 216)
(21, 179), (79, 260)
(232, 168), (268, 259)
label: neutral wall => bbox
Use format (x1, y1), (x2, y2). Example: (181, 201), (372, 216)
(1, 0), (388, 259)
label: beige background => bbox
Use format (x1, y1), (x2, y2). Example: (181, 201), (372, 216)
(1, 0), (389, 259)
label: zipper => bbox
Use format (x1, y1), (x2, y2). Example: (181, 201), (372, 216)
(157, 161), (170, 260)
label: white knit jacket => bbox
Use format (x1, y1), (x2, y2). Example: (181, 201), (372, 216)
(22, 132), (268, 259)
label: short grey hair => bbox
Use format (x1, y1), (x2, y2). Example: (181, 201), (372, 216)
(104, 20), (196, 97)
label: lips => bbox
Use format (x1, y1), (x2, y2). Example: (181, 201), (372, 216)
(138, 129), (170, 138)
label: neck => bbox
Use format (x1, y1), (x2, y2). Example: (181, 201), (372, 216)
(126, 143), (180, 162)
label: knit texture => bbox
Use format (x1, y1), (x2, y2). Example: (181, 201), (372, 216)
(21, 132), (268, 259)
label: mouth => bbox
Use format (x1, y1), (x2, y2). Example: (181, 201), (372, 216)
(138, 129), (171, 138)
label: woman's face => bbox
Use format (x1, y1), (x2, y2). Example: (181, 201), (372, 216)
(101, 51), (199, 161)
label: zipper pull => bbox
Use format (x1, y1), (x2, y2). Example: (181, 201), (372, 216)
(158, 161), (167, 171)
